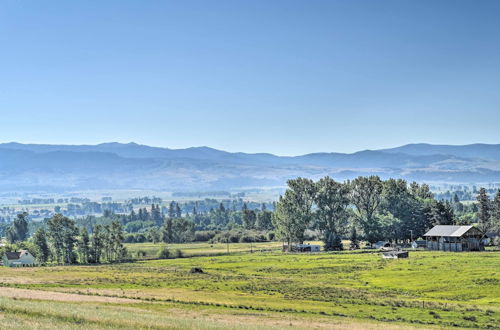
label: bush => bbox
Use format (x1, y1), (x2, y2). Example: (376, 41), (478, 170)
(210, 229), (269, 244)
(193, 231), (217, 242)
(267, 232), (275, 241)
(323, 232), (343, 251)
(136, 249), (147, 258)
(158, 247), (170, 259)
(174, 249), (184, 258)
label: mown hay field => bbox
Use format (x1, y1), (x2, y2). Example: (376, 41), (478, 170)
(0, 245), (498, 329)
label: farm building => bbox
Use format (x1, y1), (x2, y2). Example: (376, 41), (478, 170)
(283, 243), (321, 252)
(2, 250), (36, 267)
(424, 225), (485, 252)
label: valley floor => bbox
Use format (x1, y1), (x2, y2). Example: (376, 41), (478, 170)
(0, 244), (498, 329)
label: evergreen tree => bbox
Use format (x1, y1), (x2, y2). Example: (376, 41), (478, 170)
(110, 221), (126, 261)
(32, 227), (50, 264)
(47, 214), (78, 264)
(493, 189), (500, 234)
(162, 217), (174, 243)
(430, 200), (455, 226)
(7, 213), (29, 243)
(477, 187), (492, 233)
(243, 209), (256, 229)
(77, 227), (90, 264)
(256, 210), (273, 231)
(90, 224), (104, 263)
(324, 231), (343, 251)
(175, 204), (182, 218)
(349, 226), (360, 250)
(168, 201), (176, 218)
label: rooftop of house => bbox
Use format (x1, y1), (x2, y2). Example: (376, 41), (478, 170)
(4, 250), (30, 260)
(423, 225), (477, 237)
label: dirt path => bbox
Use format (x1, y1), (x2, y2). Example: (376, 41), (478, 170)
(0, 287), (140, 304)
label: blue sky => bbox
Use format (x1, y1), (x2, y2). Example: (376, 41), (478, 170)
(0, 0), (499, 156)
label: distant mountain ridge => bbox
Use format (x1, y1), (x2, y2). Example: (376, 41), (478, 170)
(0, 142), (499, 192)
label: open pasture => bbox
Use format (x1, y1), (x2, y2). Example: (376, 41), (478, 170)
(125, 241), (285, 259)
(0, 248), (498, 329)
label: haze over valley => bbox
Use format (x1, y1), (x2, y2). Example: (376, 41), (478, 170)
(1, 142), (500, 194)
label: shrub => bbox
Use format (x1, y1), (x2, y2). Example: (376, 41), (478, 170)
(158, 247), (170, 259)
(174, 249), (183, 258)
(193, 231), (218, 242)
(135, 249), (147, 258)
(210, 229), (269, 244)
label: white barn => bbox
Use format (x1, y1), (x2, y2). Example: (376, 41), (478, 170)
(2, 250), (36, 267)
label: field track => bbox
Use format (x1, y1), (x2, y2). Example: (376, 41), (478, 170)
(0, 287), (140, 304)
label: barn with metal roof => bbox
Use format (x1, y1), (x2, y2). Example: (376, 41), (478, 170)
(423, 225), (485, 252)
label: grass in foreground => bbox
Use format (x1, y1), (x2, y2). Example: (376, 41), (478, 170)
(0, 246), (498, 329)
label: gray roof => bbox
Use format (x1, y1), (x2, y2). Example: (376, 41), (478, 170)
(4, 252), (21, 260)
(423, 225), (477, 237)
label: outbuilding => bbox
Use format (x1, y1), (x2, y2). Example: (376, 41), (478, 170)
(423, 225), (485, 252)
(2, 250), (36, 267)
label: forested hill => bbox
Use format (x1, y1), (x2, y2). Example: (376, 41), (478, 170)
(0, 142), (499, 192)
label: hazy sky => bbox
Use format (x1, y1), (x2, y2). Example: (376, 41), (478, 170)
(1, 0), (499, 155)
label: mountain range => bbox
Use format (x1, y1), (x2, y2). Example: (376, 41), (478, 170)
(1, 142), (499, 193)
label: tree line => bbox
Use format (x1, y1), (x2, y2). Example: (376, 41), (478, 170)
(2, 213), (126, 265)
(2, 176), (499, 258)
(273, 176), (500, 250)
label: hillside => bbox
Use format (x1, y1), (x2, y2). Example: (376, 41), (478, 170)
(0, 142), (499, 192)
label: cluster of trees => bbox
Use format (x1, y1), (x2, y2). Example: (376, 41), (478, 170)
(3, 213), (126, 265)
(3, 176), (498, 260)
(72, 199), (274, 244)
(273, 176), (500, 251)
(476, 188), (500, 235)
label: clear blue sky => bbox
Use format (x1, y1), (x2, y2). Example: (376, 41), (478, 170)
(1, 0), (499, 156)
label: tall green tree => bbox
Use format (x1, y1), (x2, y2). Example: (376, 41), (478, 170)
(314, 177), (350, 251)
(90, 224), (104, 263)
(493, 189), (500, 234)
(430, 200), (455, 226)
(47, 214), (78, 264)
(349, 176), (384, 243)
(109, 221), (126, 261)
(256, 210), (274, 231)
(162, 217), (174, 243)
(31, 227), (50, 264)
(77, 227), (90, 264)
(476, 187), (492, 233)
(382, 179), (427, 242)
(272, 178), (316, 247)
(7, 213), (29, 243)
(172, 217), (194, 243)
(243, 209), (256, 229)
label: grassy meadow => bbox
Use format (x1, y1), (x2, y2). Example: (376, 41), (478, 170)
(0, 243), (499, 329)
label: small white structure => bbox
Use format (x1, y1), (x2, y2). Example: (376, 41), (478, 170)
(2, 250), (36, 267)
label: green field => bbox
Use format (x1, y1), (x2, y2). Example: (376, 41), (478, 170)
(0, 244), (498, 329)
